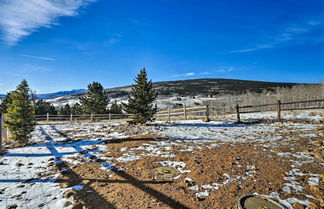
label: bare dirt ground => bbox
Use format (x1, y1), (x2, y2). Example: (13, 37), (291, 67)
(1, 114), (323, 209)
(50, 121), (323, 209)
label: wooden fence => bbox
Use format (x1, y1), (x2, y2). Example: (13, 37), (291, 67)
(35, 113), (134, 124)
(1, 99), (323, 148)
(235, 99), (324, 122)
(0, 114), (3, 153)
(0, 114), (11, 152)
(155, 106), (210, 121)
(156, 99), (324, 122)
(0, 113), (134, 147)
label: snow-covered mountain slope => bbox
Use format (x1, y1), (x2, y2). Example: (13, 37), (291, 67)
(45, 78), (304, 107)
(0, 89), (86, 100)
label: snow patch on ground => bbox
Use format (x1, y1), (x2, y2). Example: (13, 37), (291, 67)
(1, 122), (131, 208)
(158, 161), (191, 178)
(1, 115), (321, 208)
(308, 176), (320, 186)
(195, 191), (210, 199)
(255, 192), (312, 209)
(0, 145), (71, 209)
(71, 185), (84, 191)
(226, 110), (323, 122)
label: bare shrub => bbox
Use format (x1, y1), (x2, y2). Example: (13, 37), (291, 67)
(205, 83), (324, 114)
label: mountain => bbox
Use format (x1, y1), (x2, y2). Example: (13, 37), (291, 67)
(35, 89), (86, 99)
(0, 89), (86, 99)
(45, 78), (310, 107)
(150, 78), (302, 96)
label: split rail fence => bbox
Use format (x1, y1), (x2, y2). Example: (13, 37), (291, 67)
(0, 114), (3, 152)
(155, 106), (210, 121)
(155, 99), (324, 122)
(35, 113), (134, 124)
(235, 99), (324, 123)
(0, 114), (10, 152)
(0, 113), (134, 149)
(1, 98), (323, 151)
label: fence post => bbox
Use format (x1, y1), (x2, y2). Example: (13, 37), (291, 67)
(109, 113), (111, 121)
(205, 105), (210, 122)
(167, 108), (170, 121)
(277, 100), (281, 122)
(90, 113), (93, 122)
(183, 106), (187, 120)
(46, 113), (49, 124)
(0, 113), (3, 153)
(70, 114), (73, 123)
(236, 104), (241, 123)
(2, 114), (8, 143)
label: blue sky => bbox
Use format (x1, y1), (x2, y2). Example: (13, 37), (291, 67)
(0, 0), (323, 93)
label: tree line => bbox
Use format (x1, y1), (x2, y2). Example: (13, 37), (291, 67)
(203, 83), (323, 113)
(0, 68), (157, 143)
(1, 83), (124, 116)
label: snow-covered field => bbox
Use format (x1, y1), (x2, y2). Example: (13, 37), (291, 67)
(46, 95), (205, 109)
(0, 111), (323, 208)
(0, 147), (72, 208)
(0, 124), (127, 209)
(225, 109), (324, 122)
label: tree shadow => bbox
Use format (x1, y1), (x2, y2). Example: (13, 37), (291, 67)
(56, 160), (117, 209)
(51, 126), (188, 209)
(110, 167), (190, 209)
(156, 122), (258, 128)
(106, 137), (156, 144)
(49, 125), (191, 209)
(50, 125), (218, 143)
(0, 125), (194, 208)
(102, 137), (222, 144)
(0, 127), (117, 208)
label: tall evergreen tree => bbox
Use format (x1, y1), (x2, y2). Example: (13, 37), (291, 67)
(59, 104), (71, 115)
(35, 100), (57, 115)
(109, 100), (122, 114)
(71, 103), (82, 115)
(123, 68), (157, 124)
(0, 92), (13, 113)
(80, 82), (109, 114)
(4, 80), (36, 143)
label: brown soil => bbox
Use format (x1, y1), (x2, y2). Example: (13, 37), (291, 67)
(56, 127), (323, 209)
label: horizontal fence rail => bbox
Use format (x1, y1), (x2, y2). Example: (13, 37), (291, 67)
(236, 99), (324, 122)
(156, 99), (324, 122)
(1, 98), (323, 147)
(0, 114), (3, 152)
(155, 106), (210, 121)
(35, 113), (134, 124)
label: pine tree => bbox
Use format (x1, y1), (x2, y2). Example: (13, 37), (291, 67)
(35, 100), (57, 115)
(59, 104), (71, 115)
(71, 103), (82, 115)
(109, 100), (122, 114)
(4, 80), (36, 143)
(80, 82), (109, 114)
(0, 92), (13, 113)
(123, 68), (157, 124)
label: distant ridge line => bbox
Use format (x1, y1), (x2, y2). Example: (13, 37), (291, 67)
(0, 78), (318, 100)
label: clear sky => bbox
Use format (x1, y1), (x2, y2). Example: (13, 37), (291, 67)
(0, 0), (323, 93)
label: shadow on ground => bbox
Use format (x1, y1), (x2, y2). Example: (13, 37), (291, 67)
(0, 125), (189, 209)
